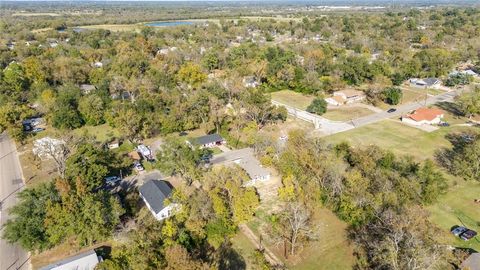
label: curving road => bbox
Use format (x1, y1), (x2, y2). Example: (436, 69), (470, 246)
(0, 133), (30, 270)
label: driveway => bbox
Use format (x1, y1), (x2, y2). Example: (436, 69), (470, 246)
(0, 133), (30, 270)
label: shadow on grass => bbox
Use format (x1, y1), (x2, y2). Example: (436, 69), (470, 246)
(436, 101), (464, 117)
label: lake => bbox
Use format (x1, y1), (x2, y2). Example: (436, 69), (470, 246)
(145, 21), (194, 27)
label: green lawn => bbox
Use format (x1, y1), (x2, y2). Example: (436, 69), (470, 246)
(428, 178), (480, 252)
(323, 107), (374, 122)
(271, 90), (315, 110)
(325, 120), (475, 160)
(230, 232), (259, 270)
(72, 124), (120, 142)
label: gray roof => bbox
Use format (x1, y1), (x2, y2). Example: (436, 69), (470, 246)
(139, 180), (173, 214)
(40, 250), (100, 270)
(462, 253), (480, 270)
(190, 134), (224, 146)
(423, 78), (440, 86)
(210, 148), (270, 180)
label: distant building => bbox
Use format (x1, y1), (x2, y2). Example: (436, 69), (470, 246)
(107, 139), (120, 150)
(139, 180), (179, 221)
(80, 84), (96, 95)
(39, 249), (101, 270)
(243, 76), (260, 88)
(401, 107), (444, 126)
(209, 148), (270, 185)
(93, 61), (103, 68)
(127, 151), (141, 161)
(326, 90), (365, 106)
(187, 134), (225, 149)
(410, 78), (441, 89)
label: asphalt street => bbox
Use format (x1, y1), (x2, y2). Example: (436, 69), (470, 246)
(0, 133), (30, 270)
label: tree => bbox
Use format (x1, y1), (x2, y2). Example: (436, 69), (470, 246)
(34, 137), (70, 178)
(78, 94), (105, 125)
(445, 73), (472, 87)
(455, 87), (480, 118)
(271, 202), (316, 256)
(51, 85), (83, 130)
(437, 132), (480, 181)
(156, 137), (208, 184)
(306, 98), (327, 115)
(65, 143), (113, 191)
(176, 62), (207, 88)
(164, 244), (208, 270)
(2, 182), (59, 252)
(2, 61), (29, 98)
(383, 87), (403, 105)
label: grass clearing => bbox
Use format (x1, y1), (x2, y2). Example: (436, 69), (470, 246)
(428, 178), (480, 252)
(230, 232), (259, 270)
(323, 106), (374, 121)
(325, 120), (475, 160)
(72, 124), (120, 143)
(74, 24), (143, 32)
(271, 90), (315, 110)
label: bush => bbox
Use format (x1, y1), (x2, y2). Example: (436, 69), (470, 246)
(383, 87), (403, 105)
(306, 98), (327, 115)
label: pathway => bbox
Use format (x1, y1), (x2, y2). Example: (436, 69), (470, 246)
(238, 223), (284, 267)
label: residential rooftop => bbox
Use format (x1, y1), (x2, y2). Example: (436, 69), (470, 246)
(139, 180), (173, 214)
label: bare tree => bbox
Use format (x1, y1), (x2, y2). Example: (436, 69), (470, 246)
(272, 202), (317, 256)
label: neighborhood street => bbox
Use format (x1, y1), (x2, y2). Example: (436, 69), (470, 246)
(0, 133), (30, 270)
(275, 88), (461, 136)
(351, 89), (459, 127)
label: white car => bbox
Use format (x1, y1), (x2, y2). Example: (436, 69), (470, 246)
(134, 162), (144, 172)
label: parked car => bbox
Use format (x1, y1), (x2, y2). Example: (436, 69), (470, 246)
(387, 108), (397, 113)
(438, 122), (450, 127)
(451, 226), (468, 236)
(134, 162), (144, 172)
(105, 176), (121, 186)
(461, 229), (477, 241)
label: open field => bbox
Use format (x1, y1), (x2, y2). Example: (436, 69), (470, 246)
(230, 232), (259, 270)
(323, 106), (374, 121)
(428, 178), (480, 252)
(72, 124), (120, 142)
(13, 12), (60, 17)
(325, 119), (475, 160)
(74, 24), (144, 32)
(271, 90), (315, 110)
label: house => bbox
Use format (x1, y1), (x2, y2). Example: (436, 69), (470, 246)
(410, 78), (441, 89)
(209, 148), (270, 185)
(331, 90), (366, 104)
(107, 139), (120, 150)
(80, 84), (96, 95)
(33, 137), (65, 160)
(139, 180), (179, 221)
(39, 249), (101, 270)
(325, 95), (346, 106)
(93, 61), (103, 68)
(461, 253), (480, 270)
(187, 134), (225, 149)
(401, 107), (444, 126)
(243, 76), (260, 88)
(137, 144), (153, 160)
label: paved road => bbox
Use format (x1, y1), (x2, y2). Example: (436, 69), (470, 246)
(351, 89), (459, 128)
(0, 133), (30, 270)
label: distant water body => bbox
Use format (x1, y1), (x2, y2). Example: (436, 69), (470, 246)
(145, 21), (194, 27)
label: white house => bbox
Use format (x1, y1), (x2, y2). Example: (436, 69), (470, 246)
(401, 107), (444, 126)
(139, 180), (180, 221)
(328, 90), (366, 105)
(209, 148), (270, 185)
(39, 249), (101, 270)
(187, 134), (225, 149)
(325, 95), (346, 106)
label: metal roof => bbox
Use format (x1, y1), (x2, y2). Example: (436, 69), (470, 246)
(39, 250), (100, 270)
(139, 180), (173, 214)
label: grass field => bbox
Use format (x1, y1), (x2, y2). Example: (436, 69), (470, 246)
(74, 24), (143, 32)
(325, 120), (475, 160)
(72, 124), (120, 142)
(323, 107), (374, 121)
(230, 232), (259, 269)
(271, 90), (315, 110)
(428, 178), (480, 252)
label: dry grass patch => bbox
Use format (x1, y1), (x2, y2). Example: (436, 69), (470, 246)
(323, 106), (374, 121)
(271, 90), (315, 110)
